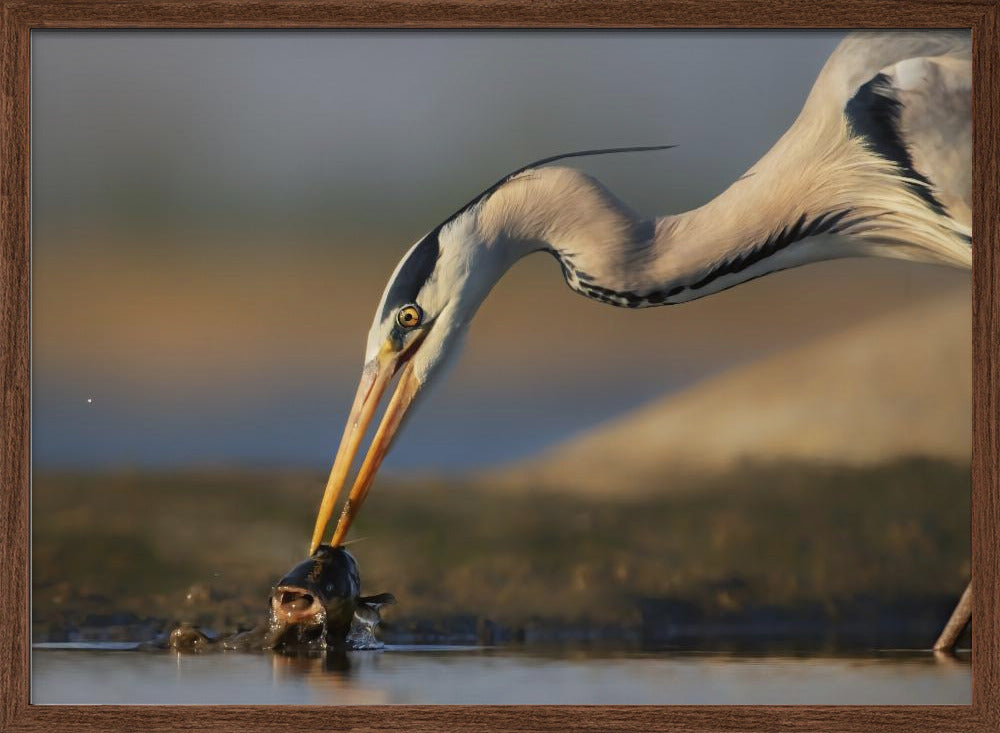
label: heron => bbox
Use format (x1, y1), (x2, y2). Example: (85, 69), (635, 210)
(309, 30), (972, 649)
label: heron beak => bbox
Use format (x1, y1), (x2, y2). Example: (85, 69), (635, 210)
(308, 337), (424, 553)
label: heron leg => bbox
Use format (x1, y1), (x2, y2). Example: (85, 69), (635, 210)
(932, 579), (972, 652)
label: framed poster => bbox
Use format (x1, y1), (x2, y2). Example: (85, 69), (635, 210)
(2, 1), (996, 731)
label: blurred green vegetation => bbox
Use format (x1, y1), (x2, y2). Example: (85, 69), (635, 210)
(33, 458), (969, 640)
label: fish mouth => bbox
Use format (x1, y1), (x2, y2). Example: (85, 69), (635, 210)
(271, 585), (326, 624)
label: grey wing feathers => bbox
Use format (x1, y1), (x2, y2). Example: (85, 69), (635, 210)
(883, 54), (971, 226)
(838, 32), (971, 228)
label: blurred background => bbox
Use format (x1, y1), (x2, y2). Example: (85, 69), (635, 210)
(32, 31), (970, 647)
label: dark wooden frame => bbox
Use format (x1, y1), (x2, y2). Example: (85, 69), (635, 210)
(2, 1), (997, 730)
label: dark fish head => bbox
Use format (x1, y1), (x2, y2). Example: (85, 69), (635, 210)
(269, 544), (361, 640)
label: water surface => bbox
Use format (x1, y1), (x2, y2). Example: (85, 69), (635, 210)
(32, 645), (970, 705)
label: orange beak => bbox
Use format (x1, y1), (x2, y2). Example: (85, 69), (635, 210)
(308, 337), (424, 554)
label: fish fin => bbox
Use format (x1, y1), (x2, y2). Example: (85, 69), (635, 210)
(358, 592), (396, 609)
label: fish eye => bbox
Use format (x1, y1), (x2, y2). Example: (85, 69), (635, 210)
(396, 304), (423, 329)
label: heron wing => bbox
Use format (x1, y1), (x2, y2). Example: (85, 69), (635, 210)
(840, 51), (972, 230)
(880, 55), (972, 227)
(818, 31), (971, 236)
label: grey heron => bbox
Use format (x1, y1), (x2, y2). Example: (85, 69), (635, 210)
(309, 31), (972, 647)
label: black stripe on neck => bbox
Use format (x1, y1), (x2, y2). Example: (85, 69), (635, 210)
(554, 208), (862, 308)
(687, 208), (859, 292)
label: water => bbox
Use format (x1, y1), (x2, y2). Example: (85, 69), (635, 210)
(32, 645), (970, 705)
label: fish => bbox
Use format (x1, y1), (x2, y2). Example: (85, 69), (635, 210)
(266, 543), (395, 650)
(166, 544), (395, 652)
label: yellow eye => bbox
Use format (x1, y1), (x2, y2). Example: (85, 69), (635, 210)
(396, 304), (423, 329)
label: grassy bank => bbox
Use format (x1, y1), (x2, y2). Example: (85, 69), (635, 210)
(33, 458), (969, 644)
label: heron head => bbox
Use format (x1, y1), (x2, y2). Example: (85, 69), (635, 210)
(308, 206), (500, 552)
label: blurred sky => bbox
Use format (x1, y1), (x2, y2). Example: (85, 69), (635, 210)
(31, 31), (970, 471)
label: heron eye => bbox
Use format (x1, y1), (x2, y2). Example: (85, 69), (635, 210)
(396, 304), (423, 329)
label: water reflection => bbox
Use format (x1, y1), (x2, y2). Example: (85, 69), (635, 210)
(271, 648), (352, 676)
(932, 648), (966, 669)
(269, 650), (394, 705)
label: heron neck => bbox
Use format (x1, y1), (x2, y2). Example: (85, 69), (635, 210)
(477, 160), (850, 308)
